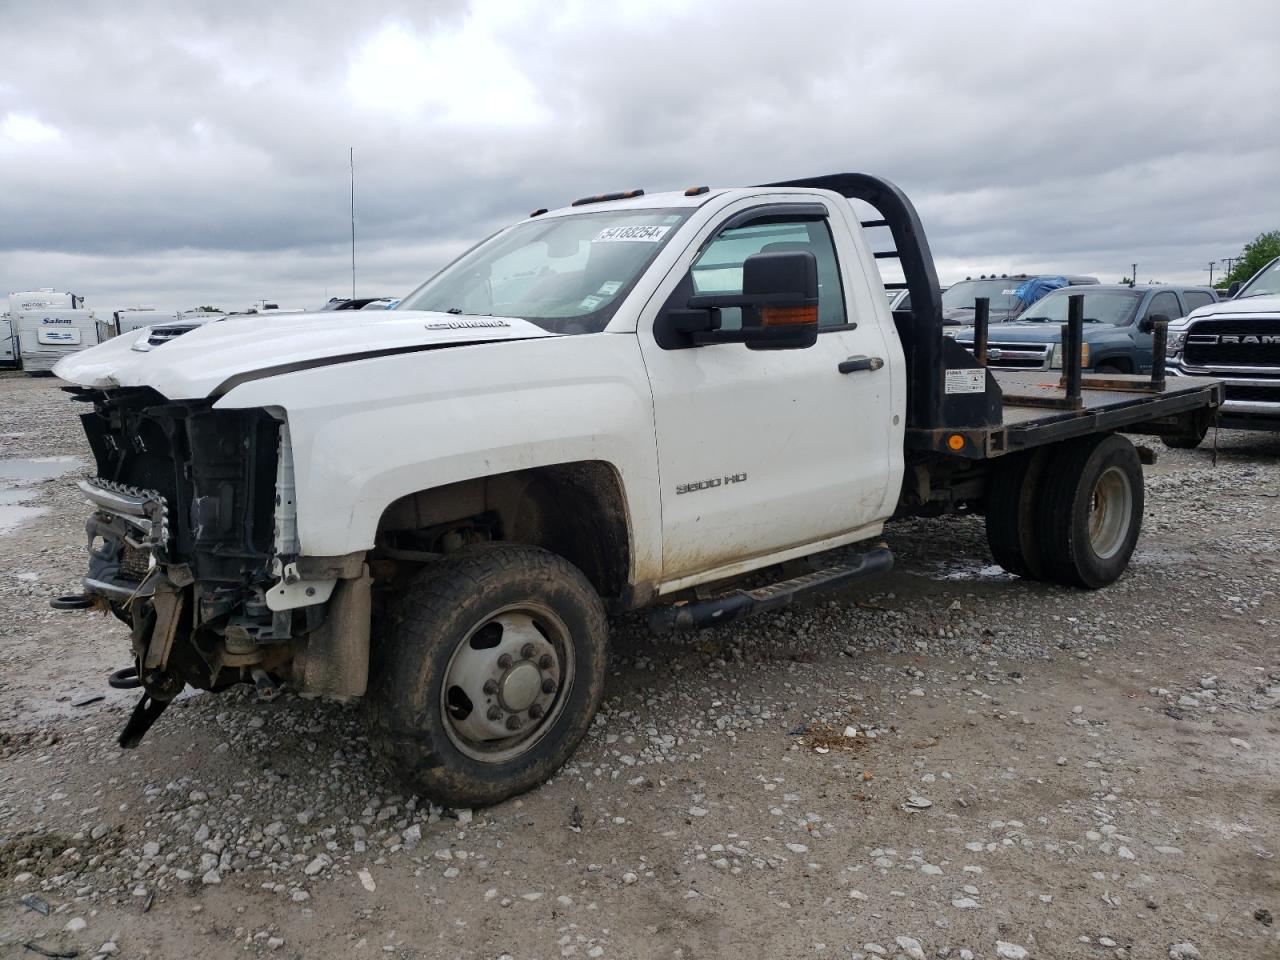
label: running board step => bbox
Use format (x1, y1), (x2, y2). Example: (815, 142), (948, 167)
(647, 545), (893, 635)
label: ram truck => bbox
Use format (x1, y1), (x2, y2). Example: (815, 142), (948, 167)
(1165, 255), (1280, 447)
(53, 173), (1222, 807)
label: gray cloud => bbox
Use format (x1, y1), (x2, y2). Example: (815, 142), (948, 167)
(2, 0), (1277, 312)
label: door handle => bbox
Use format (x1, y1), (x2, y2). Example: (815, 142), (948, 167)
(839, 355), (884, 374)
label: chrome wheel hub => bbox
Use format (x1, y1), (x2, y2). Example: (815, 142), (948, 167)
(500, 661), (542, 712)
(441, 605), (572, 763)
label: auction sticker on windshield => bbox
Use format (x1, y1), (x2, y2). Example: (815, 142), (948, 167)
(593, 225), (671, 243)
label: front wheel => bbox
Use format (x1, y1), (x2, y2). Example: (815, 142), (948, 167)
(369, 545), (608, 807)
(1036, 434), (1144, 589)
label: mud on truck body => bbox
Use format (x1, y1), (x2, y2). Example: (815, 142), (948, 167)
(55, 174), (1222, 807)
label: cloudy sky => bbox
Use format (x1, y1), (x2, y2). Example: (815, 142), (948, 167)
(2, 0), (1277, 313)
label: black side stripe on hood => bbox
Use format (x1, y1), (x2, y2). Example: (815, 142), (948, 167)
(210, 337), (545, 398)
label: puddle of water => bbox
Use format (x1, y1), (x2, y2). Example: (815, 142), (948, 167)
(0, 504), (48, 534)
(0, 455), (81, 482)
(931, 560), (1017, 582)
(0, 456), (81, 534)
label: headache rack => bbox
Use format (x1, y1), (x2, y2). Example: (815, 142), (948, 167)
(762, 172), (1222, 459)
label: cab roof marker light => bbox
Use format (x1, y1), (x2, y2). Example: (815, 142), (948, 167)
(529, 208), (548, 217)
(570, 189), (645, 207)
(684, 186), (710, 196)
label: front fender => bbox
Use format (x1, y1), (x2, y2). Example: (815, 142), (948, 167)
(215, 334), (662, 585)
(1085, 331), (1143, 372)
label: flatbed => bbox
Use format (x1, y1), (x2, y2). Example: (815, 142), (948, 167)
(907, 370), (1224, 458)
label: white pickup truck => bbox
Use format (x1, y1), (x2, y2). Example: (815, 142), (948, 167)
(53, 173), (1222, 806)
(1164, 254), (1280, 446)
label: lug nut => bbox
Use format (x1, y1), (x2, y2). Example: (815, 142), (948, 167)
(487, 706), (502, 721)
(541, 678), (555, 694)
(482, 679), (498, 695)
(538, 654), (553, 669)
(520, 643), (535, 659)
(497, 653), (513, 669)
(528, 703), (544, 720)
(505, 715), (523, 731)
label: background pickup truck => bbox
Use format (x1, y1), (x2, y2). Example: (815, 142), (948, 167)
(53, 172), (1222, 807)
(1165, 255), (1280, 447)
(951, 283), (1219, 375)
(940, 273), (1098, 325)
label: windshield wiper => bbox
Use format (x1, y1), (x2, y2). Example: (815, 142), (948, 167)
(446, 307), (464, 314)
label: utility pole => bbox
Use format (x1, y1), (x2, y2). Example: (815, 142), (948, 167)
(1130, 263), (1137, 287)
(350, 147), (356, 299)
(1221, 256), (1237, 278)
(1206, 260), (1216, 286)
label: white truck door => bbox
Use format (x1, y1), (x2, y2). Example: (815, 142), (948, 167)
(638, 200), (897, 588)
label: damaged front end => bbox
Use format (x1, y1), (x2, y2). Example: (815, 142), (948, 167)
(67, 387), (370, 747)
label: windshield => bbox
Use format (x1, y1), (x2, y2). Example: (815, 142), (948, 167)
(398, 208), (690, 333)
(1017, 290), (1142, 326)
(1238, 257), (1280, 299)
(942, 279), (1026, 312)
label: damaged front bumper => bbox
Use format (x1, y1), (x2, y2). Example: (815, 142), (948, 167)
(67, 389), (372, 747)
(80, 477), (170, 601)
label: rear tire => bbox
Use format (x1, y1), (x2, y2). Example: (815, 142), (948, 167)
(368, 545), (608, 808)
(1036, 434), (1144, 588)
(984, 449), (1049, 579)
(1093, 362), (1124, 374)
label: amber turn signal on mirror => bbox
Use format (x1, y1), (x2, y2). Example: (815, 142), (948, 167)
(760, 305), (819, 327)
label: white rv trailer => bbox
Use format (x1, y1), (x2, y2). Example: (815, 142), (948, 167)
(15, 309), (101, 374)
(111, 307), (173, 338)
(0, 312), (13, 367)
(6, 290), (85, 367)
(8, 289), (83, 313)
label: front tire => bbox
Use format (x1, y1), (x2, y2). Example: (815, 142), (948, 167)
(1036, 434), (1144, 589)
(369, 545), (608, 808)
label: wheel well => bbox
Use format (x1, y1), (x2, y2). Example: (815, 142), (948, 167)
(375, 462), (631, 599)
(1094, 356), (1131, 373)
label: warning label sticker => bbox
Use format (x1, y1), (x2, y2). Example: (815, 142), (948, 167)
(944, 369), (986, 394)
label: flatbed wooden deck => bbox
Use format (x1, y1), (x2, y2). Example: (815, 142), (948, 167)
(906, 372), (1223, 459)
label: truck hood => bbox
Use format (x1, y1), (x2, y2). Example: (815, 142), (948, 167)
(951, 322), (1096, 343)
(1179, 294), (1280, 323)
(943, 306), (1019, 326)
(53, 310), (558, 399)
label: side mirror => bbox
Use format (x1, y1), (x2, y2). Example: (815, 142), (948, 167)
(1138, 313), (1171, 334)
(671, 251), (819, 350)
(1227, 280), (1241, 298)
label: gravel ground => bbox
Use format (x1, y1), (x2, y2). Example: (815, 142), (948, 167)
(1, 372), (1277, 960)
